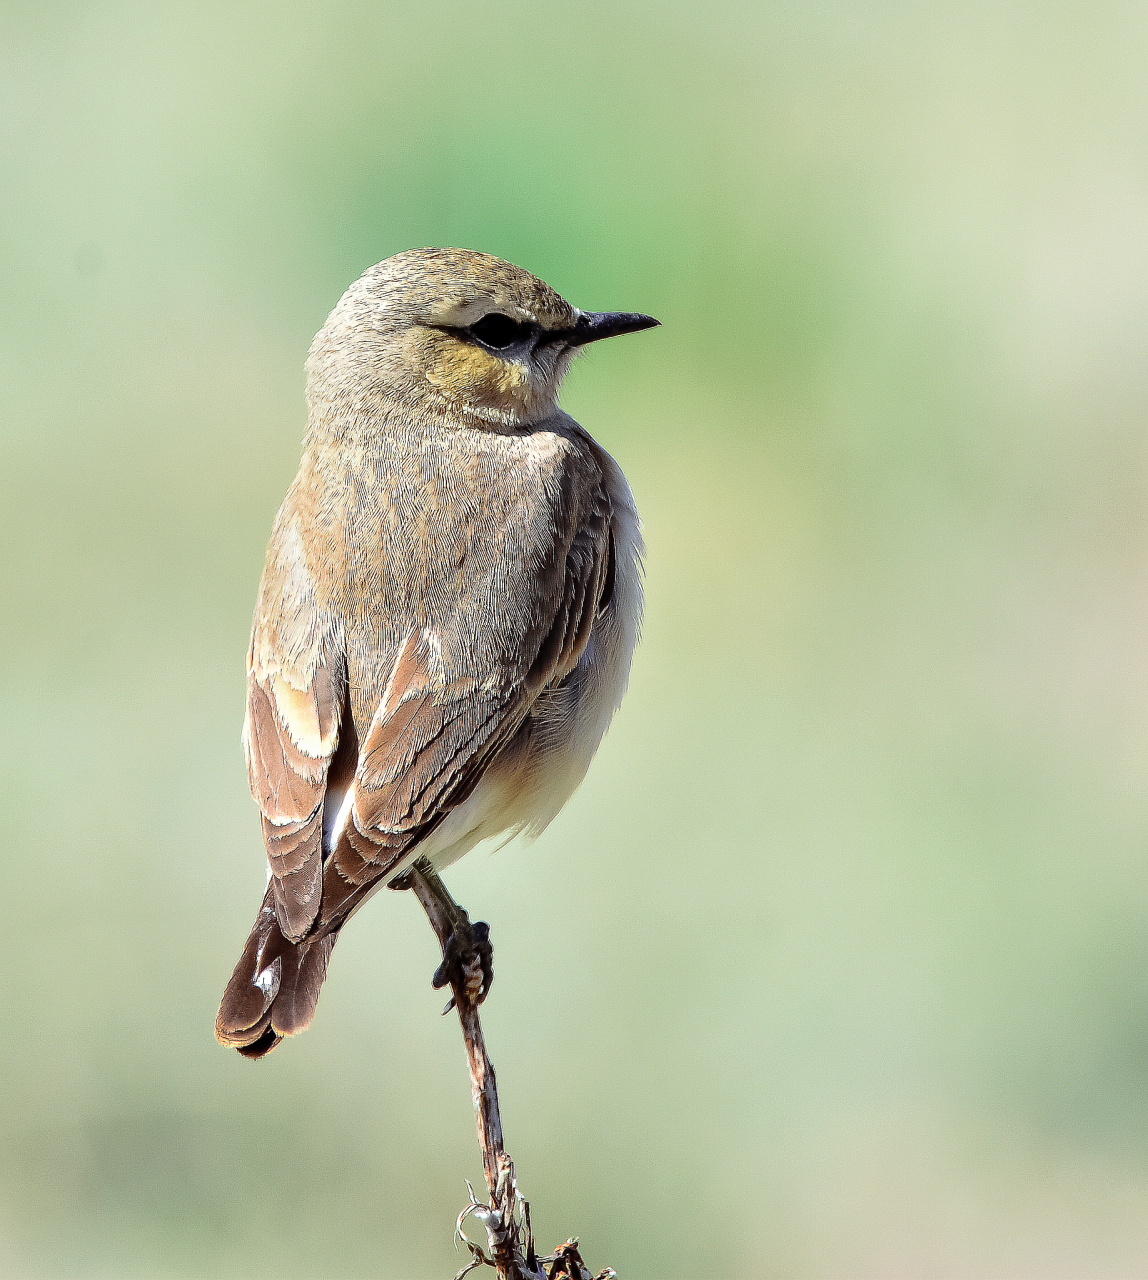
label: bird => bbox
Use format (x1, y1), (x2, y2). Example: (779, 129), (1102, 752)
(215, 247), (657, 1058)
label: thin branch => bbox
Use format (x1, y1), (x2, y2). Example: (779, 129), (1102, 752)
(407, 859), (614, 1280)
(408, 861), (504, 1196)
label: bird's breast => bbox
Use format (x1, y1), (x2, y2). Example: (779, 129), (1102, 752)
(415, 445), (644, 869)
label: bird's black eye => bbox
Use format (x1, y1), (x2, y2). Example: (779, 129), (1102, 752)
(469, 313), (530, 350)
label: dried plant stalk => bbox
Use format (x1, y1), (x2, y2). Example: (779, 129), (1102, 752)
(407, 860), (614, 1280)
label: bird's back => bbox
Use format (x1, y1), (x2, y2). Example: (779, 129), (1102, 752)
(280, 412), (610, 742)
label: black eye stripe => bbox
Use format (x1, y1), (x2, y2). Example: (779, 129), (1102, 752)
(468, 313), (534, 350)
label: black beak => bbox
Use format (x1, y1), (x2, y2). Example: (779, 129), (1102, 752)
(553, 311), (660, 347)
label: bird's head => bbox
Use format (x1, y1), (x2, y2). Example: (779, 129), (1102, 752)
(306, 248), (658, 429)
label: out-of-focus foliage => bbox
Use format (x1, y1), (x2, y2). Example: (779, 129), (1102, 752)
(4, 3), (1148, 1276)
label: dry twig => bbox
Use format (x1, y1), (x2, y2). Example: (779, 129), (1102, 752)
(406, 859), (615, 1280)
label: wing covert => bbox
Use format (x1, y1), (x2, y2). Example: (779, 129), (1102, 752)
(328, 483), (614, 893)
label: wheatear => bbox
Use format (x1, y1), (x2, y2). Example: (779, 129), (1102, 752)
(216, 248), (657, 1057)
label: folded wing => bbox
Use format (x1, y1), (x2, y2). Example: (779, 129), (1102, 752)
(219, 464), (612, 1054)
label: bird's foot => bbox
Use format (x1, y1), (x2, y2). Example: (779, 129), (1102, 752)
(403, 858), (495, 1012)
(433, 916), (494, 1012)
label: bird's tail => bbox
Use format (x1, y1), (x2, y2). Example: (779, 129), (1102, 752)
(215, 884), (338, 1059)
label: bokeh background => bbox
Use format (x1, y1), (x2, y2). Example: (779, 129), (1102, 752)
(4, 3), (1148, 1276)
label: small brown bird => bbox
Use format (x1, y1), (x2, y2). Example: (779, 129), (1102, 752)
(216, 248), (657, 1057)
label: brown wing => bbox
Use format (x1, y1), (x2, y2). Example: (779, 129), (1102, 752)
(324, 486), (614, 905)
(241, 490), (345, 942)
(243, 658), (342, 940)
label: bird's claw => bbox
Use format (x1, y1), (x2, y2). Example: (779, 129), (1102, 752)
(433, 918), (493, 1008)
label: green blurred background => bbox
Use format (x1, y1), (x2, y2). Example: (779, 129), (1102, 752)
(4, 2), (1148, 1276)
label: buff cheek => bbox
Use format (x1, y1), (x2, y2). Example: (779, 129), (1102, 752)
(412, 331), (534, 417)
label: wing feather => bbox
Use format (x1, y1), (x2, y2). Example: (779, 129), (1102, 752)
(244, 644), (344, 940)
(324, 486), (613, 902)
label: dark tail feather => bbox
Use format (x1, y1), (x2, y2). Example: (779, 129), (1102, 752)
(216, 884), (338, 1059)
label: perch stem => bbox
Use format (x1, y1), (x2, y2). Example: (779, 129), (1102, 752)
(408, 858), (608, 1280)
(408, 859), (505, 1196)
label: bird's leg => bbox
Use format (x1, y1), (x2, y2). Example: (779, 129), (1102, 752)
(404, 858), (494, 1009)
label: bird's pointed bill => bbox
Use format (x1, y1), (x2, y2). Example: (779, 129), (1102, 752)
(559, 312), (661, 346)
